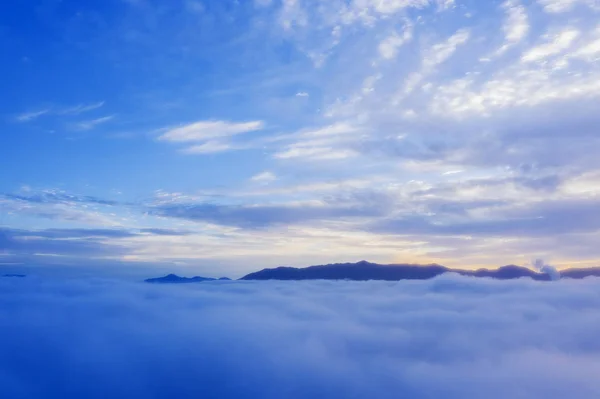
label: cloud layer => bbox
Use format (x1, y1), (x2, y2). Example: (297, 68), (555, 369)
(1, 276), (600, 398)
(4, 0), (600, 272)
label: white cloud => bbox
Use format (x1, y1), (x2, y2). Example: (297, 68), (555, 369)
(16, 109), (50, 122)
(58, 101), (105, 115)
(296, 122), (359, 138)
(251, 171), (278, 183)
(15, 102), (105, 123)
(401, 29), (470, 95)
(296, 91), (310, 97)
(2, 277), (600, 398)
(279, 0), (308, 31)
(274, 145), (358, 160)
(378, 23), (413, 60)
(271, 122), (361, 161)
(521, 29), (580, 62)
(73, 115), (115, 131)
(182, 141), (236, 154)
(337, 0), (454, 26)
(158, 120), (264, 142)
(271, 0), (456, 66)
(443, 170), (464, 175)
(538, 0), (600, 13)
(572, 27), (600, 59)
(429, 26), (600, 116)
(496, 0), (529, 54)
(424, 29), (471, 68)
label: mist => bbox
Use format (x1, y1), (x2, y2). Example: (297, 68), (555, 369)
(2, 275), (600, 398)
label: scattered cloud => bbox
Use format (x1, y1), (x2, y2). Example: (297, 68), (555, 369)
(538, 0), (600, 13)
(378, 22), (413, 60)
(72, 115), (115, 131)
(152, 200), (383, 229)
(182, 141), (237, 154)
(401, 28), (471, 96)
(16, 102), (105, 123)
(15, 109), (51, 122)
(251, 171), (277, 184)
(158, 120), (264, 142)
(158, 120), (265, 155)
(521, 29), (580, 63)
(0, 189), (125, 226)
(496, 0), (529, 54)
(58, 101), (105, 115)
(271, 123), (362, 161)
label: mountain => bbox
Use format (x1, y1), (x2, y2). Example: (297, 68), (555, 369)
(2, 274), (26, 278)
(146, 262), (600, 284)
(241, 261), (600, 281)
(145, 274), (230, 284)
(463, 265), (551, 281)
(241, 261), (450, 281)
(560, 268), (600, 279)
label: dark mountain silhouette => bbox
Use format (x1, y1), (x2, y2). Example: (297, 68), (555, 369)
(2, 274), (26, 278)
(240, 261), (600, 281)
(560, 268), (600, 279)
(145, 262), (600, 284)
(464, 265), (550, 281)
(241, 260), (451, 281)
(145, 274), (230, 284)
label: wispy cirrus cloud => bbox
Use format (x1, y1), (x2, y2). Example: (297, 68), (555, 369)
(58, 101), (105, 115)
(158, 120), (264, 142)
(158, 120), (265, 155)
(182, 141), (238, 154)
(15, 109), (51, 122)
(72, 115), (115, 131)
(16, 102), (105, 123)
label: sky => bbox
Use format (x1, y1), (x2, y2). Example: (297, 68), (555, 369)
(2, 0), (600, 277)
(2, 276), (600, 398)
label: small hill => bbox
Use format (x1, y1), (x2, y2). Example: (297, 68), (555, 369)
(145, 274), (230, 284)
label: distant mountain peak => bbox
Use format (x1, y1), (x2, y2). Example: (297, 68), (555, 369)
(145, 274), (231, 284)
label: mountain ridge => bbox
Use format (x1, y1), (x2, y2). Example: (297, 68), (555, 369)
(144, 261), (600, 283)
(240, 261), (600, 281)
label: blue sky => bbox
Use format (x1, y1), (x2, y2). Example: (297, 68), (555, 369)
(2, 0), (600, 277)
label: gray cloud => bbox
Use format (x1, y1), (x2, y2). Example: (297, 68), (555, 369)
(0, 228), (192, 260)
(374, 198), (600, 238)
(2, 192), (121, 207)
(0, 228), (128, 257)
(152, 202), (384, 228)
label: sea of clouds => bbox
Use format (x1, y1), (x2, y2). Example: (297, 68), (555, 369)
(1, 275), (600, 398)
